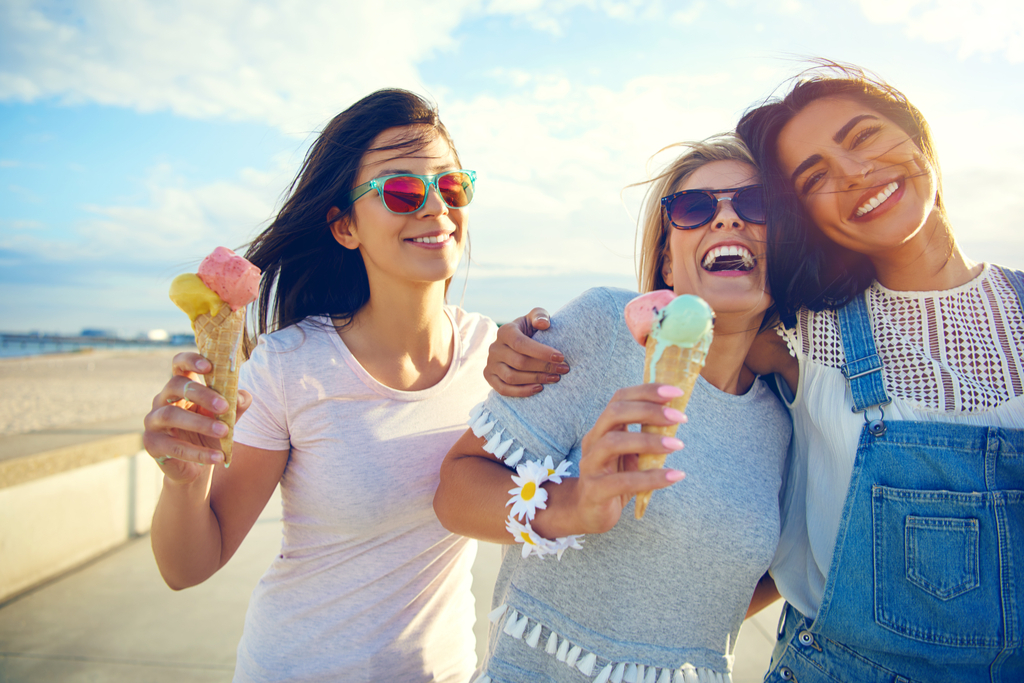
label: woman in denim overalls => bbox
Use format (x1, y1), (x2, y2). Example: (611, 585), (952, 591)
(737, 63), (1024, 682)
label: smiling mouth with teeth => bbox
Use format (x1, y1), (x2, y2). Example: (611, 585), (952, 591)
(410, 235), (451, 244)
(855, 181), (899, 217)
(702, 245), (756, 272)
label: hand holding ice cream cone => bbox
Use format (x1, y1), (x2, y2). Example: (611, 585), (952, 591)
(166, 246), (260, 466)
(623, 290), (714, 518)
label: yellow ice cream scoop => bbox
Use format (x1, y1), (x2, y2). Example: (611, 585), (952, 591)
(169, 273), (225, 326)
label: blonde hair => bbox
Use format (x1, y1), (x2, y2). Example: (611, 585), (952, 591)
(636, 134), (758, 293)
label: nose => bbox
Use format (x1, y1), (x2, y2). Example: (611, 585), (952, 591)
(836, 152), (873, 189)
(711, 196), (744, 230)
(418, 183), (449, 217)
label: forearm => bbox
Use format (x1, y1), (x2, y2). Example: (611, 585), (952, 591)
(434, 430), (583, 544)
(150, 471), (224, 590)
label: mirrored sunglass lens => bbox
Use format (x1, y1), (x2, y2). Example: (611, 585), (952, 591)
(671, 193), (714, 227)
(438, 172), (473, 208)
(735, 187), (766, 223)
(381, 177), (427, 213)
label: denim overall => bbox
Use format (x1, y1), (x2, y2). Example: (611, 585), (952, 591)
(765, 267), (1024, 683)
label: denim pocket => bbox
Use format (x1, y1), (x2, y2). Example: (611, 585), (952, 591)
(904, 515), (979, 600)
(871, 486), (999, 648)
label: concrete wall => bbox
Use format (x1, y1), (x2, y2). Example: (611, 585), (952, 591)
(0, 439), (162, 604)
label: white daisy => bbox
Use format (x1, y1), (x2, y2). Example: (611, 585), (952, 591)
(541, 456), (572, 484)
(507, 459), (550, 521)
(549, 534), (585, 560)
(505, 515), (555, 558)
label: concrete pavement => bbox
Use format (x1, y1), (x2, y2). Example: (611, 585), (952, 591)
(0, 488), (781, 682)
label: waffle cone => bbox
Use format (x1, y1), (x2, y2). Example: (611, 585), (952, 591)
(193, 305), (245, 465)
(634, 335), (708, 518)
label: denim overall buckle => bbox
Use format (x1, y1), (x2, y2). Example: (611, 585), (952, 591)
(859, 400), (891, 437)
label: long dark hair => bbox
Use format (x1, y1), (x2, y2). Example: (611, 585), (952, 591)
(244, 89), (460, 351)
(736, 61), (944, 327)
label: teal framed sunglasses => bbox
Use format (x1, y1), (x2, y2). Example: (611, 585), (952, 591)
(348, 170), (477, 215)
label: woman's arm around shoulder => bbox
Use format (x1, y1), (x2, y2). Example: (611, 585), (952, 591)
(745, 325), (799, 397)
(485, 308), (569, 397)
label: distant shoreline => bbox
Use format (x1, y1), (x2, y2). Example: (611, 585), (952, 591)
(0, 334), (194, 360)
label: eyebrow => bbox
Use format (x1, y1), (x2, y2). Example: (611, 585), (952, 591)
(789, 114), (881, 185)
(833, 114), (878, 144)
(373, 164), (457, 177)
(790, 154), (822, 186)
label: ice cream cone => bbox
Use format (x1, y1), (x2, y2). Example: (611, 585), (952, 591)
(193, 305), (246, 464)
(634, 333), (709, 519)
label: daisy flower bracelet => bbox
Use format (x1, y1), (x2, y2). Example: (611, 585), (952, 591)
(505, 456), (584, 559)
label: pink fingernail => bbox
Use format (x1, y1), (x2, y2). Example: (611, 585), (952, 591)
(210, 452), (224, 464)
(664, 407), (685, 422)
(657, 385), (684, 398)
(665, 469), (686, 482)
(662, 437), (684, 450)
(197, 359), (212, 371)
(212, 397), (229, 412)
(212, 422), (228, 437)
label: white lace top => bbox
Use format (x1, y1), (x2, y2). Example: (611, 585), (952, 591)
(769, 264), (1024, 619)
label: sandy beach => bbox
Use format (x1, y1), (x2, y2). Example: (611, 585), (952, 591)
(0, 347), (185, 437)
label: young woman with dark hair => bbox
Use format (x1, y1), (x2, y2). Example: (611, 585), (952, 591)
(734, 63), (1024, 683)
(142, 88), (494, 682)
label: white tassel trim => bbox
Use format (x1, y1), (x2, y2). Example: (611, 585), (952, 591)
(525, 622), (543, 648)
(555, 637), (570, 662)
(577, 652), (597, 676)
(545, 630), (559, 655)
(505, 446), (525, 467)
(469, 403), (569, 474)
(510, 613), (530, 639)
(484, 603), (732, 682)
(502, 610), (520, 636)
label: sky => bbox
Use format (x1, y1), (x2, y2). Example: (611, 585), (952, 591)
(1, 0), (1023, 337)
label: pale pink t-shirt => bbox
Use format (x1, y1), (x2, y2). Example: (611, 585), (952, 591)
(232, 307), (496, 683)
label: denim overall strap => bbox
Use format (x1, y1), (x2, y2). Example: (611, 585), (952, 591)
(765, 281), (1024, 683)
(836, 292), (891, 436)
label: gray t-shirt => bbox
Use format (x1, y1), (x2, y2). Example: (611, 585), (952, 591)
(476, 287), (791, 683)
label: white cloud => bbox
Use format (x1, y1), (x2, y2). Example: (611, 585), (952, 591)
(857, 0), (1024, 62)
(0, 0), (476, 131)
(670, 1), (707, 25)
(0, 161), (279, 271)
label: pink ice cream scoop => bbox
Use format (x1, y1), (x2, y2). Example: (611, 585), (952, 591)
(197, 247), (261, 310)
(623, 289), (677, 345)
